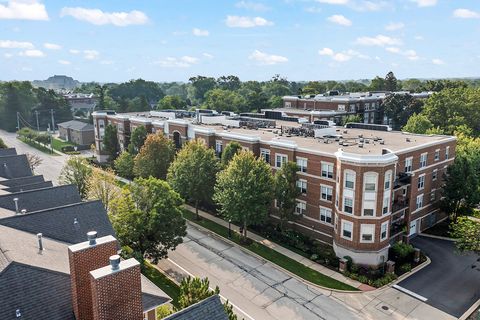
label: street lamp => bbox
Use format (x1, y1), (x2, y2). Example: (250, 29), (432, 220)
(228, 219), (232, 238)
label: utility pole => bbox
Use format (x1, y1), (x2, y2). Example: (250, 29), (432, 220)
(35, 111), (40, 132)
(50, 109), (55, 134)
(16, 112), (20, 131)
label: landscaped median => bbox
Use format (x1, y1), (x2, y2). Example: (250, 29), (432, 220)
(182, 210), (359, 291)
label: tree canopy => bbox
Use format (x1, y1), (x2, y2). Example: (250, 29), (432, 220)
(134, 133), (175, 180)
(274, 161), (301, 230)
(221, 141), (243, 166)
(103, 124), (119, 161)
(128, 125), (148, 155)
(114, 151), (135, 180)
(59, 156), (92, 199)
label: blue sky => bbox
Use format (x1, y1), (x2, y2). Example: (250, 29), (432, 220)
(0, 0), (479, 82)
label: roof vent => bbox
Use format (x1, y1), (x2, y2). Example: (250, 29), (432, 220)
(73, 218), (79, 229)
(21, 209), (27, 215)
(110, 255), (121, 271)
(406, 138), (411, 142)
(16, 309), (21, 318)
(13, 197), (19, 214)
(37, 233), (43, 251)
(87, 231), (97, 245)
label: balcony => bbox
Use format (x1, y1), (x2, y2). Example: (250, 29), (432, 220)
(392, 196), (409, 214)
(393, 172), (412, 189)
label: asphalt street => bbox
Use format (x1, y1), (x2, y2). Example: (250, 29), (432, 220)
(397, 236), (480, 317)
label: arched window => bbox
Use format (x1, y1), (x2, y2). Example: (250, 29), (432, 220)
(173, 131), (181, 149)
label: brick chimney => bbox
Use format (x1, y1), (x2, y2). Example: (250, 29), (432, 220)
(68, 231), (118, 320)
(90, 256), (143, 320)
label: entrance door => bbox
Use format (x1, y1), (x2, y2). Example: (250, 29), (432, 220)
(409, 219), (418, 236)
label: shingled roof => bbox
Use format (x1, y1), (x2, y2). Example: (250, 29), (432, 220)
(57, 120), (94, 131)
(164, 295), (229, 320)
(0, 148), (17, 157)
(3, 181), (53, 193)
(0, 200), (115, 244)
(0, 185), (81, 215)
(0, 175), (45, 188)
(0, 155), (32, 179)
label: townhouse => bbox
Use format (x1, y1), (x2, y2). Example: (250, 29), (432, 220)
(92, 111), (455, 266)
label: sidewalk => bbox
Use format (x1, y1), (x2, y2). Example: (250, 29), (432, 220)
(184, 204), (369, 291)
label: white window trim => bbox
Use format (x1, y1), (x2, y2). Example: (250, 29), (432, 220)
(420, 152), (428, 168)
(343, 196), (354, 215)
(319, 206), (333, 225)
(446, 146), (450, 160)
(417, 174), (426, 191)
(430, 189), (436, 202)
(416, 194), (424, 210)
(297, 179), (307, 194)
(296, 157), (308, 173)
(320, 184), (333, 203)
(321, 161), (334, 180)
(275, 153), (288, 168)
(344, 170), (356, 190)
(432, 169), (438, 181)
(380, 221), (389, 241)
(363, 172), (378, 192)
(360, 224), (375, 243)
(434, 149), (440, 161)
(295, 199), (307, 215)
(341, 220), (353, 241)
(384, 170), (392, 190)
(405, 156), (413, 173)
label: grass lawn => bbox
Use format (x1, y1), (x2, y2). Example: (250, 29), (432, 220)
(18, 136), (58, 155)
(51, 137), (76, 152)
(143, 261), (181, 308)
(182, 210), (358, 291)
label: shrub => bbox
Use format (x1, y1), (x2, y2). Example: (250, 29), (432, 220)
(62, 145), (75, 152)
(390, 242), (415, 264)
(372, 273), (397, 288)
(343, 256), (353, 271)
(310, 254), (319, 261)
(399, 263), (412, 274)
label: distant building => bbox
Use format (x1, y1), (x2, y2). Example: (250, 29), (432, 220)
(32, 75), (80, 91)
(93, 110), (455, 266)
(57, 120), (95, 146)
(63, 93), (98, 114)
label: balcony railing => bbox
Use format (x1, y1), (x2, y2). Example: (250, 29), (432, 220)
(392, 196), (409, 214)
(393, 172), (412, 189)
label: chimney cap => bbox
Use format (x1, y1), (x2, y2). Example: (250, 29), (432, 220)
(109, 255), (121, 270)
(87, 231), (97, 245)
(21, 209), (27, 214)
(13, 197), (19, 201)
(37, 233), (42, 239)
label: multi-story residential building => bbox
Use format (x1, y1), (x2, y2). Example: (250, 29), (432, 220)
(63, 92), (98, 114)
(93, 111), (455, 266)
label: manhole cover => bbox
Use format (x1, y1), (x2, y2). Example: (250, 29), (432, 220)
(382, 306), (389, 311)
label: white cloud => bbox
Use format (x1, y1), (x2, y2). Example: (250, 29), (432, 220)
(100, 60), (114, 65)
(316, 0), (348, 4)
(385, 47), (400, 53)
(21, 66), (32, 71)
(345, 49), (370, 59)
(411, 0), (437, 7)
(154, 56), (199, 68)
(192, 28), (209, 36)
(235, 1), (270, 11)
(225, 15), (273, 28)
(58, 59), (71, 65)
(414, 35), (424, 40)
(385, 47), (419, 60)
(453, 8), (480, 19)
(305, 6), (322, 13)
(203, 53), (214, 59)
(333, 53), (351, 62)
(83, 49), (99, 60)
(19, 49), (45, 57)
(44, 42), (61, 50)
(0, 40), (34, 49)
(318, 48), (334, 56)
(385, 22), (404, 31)
(356, 34), (402, 46)
(60, 7), (149, 26)
(0, 0), (49, 20)
(315, 0), (388, 11)
(432, 58), (445, 65)
(69, 49), (80, 54)
(248, 50), (288, 65)
(4, 53), (13, 58)
(327, 14), (352, 26)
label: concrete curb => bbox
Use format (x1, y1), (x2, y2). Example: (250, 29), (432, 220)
(185, 219), (361, 294)
(459, 298), (480, 320)
(390, 256), (431, 285)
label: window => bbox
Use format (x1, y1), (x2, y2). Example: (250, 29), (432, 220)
(430, 189), (436, 202)
(360, 224), (375, 243)
(338, 104), (346, 111)
(363, 200), (375, 216)
(383, 195), (390, 215)
(320, 207), (332, 224)
(343, 197), (353, 214)
(417, 174), (425, 190)
(364, 173), (377, 191)
(432, 169), (438, 181)
(420, 153), (428, 168)
(345, 171), (355, 189)
(276, 154), (287, 168)
(215, 141), (223, 155)
(297, 158), (307, 173)
(321, 185), (333, 202)
(334, 214), (338, 232)
(297, 180), (307, 194)
(341, 220), (353, 240)
(295, 201), (306, 215)
(260, 149), (270, 164)
(381, 221), (389, 240)
(405, 157), (413, 173)
(321, 162), (334, 179)
(384, 171), (392, 190)
(416, 194), (424, 210)
(434, 149), (440, 161)
(446, 146), (450, 160)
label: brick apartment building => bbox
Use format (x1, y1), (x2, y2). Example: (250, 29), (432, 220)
(282, 91), (432, 125)
(93, 110), (455, 266)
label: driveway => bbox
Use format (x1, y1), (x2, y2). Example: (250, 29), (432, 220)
(396, 236), (480, 318)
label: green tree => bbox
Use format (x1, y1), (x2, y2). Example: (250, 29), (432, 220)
(128, 125), (148, 155)
(217, 75), (241, 91)
(109, 177), (186, 263)
(134, 133), (175, 180)
(59, 156), (92, 199)
(96, 84), (107, 110)
(268, 96), (283, 109)
(274, 161), (301, 230)
(86, 168), (121, 212)
(383, 93), (423, 130)
(188, 76), (217, 104)
(108, 78), (164, 103)
(103, 124), (119, 161)
(221, 141), (242, 166)
(342, 114), (362, 125)
(301, 81), (327, 95)
(214, 151), (274, 241)
(178, 276), (220, 309)
(402, 113), (433, 134)
(384, 71), (398, 91)
(167, 140), (220, 220)
(114, 151), (135, 180)
(0, 82), (36, 132)
(157, 95), (187, 110)
(369, 76), (386, 91)
(203, 89), (246, 113)
(239, 81), (268, 112)
(450, 216), (480, 255)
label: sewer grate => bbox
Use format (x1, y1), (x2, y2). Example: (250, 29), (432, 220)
(382, 306), (389, 311)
